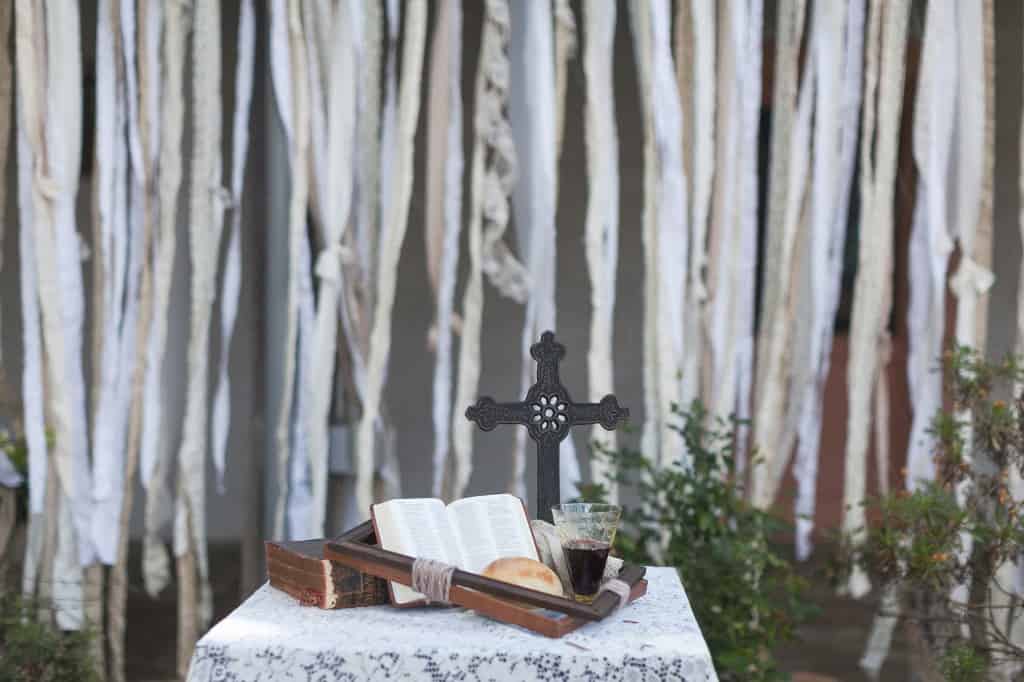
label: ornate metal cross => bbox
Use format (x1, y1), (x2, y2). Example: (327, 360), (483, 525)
(465, 331), (629, 522)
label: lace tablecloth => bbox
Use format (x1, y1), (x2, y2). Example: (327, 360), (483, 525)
(186, 567), (717, 681)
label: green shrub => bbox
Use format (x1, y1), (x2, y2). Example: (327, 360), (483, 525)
(0, 593), (100, 682)
(579, 400), (815, 682)
(838, 346), (1024, 677)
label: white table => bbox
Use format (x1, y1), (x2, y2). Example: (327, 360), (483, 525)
(187, 567), (718, 681)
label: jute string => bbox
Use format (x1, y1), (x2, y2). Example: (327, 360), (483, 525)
(411, 558), (456, 604)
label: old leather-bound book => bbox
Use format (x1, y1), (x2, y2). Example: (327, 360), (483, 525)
(265, 522), (388, 609)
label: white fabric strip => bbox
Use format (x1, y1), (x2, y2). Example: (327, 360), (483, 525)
(842, 0), (911, 599)
(269, 0), (293, 142)
(330, 0), (375, 450)
(971, 0), (995, 350)
(674, 0), (692, 423)
(142, 0), (188, 598)
(378, 0), (399, 258)
(949, 0), (992, 636)
(859, 0), (927, 664)
(175, 0), (224, 628)
(54, 496), (83, 629)
(859, 583), (900, 676)
(279, 0), (314, 540)
(982, 1), (1015, 664)
(15, 60), (45, 518)
(355, 0), (382, 311)
(450, 0), (516, 500)
(41, 0), (92, 570)
(426, 0), (464, 498)
(905, 0), (956, 492)
(270, 0), (311, 539)
(733, 0), (762, 473)
(89, 0), (126, 566)
(425, 1), (451, 397)
(509, 0), (580, 501)
(290, 3), (323, 539)
(706, 1), (740, 438)
(582, 0), (619, 496)
(438, 0), (465, 496)
(288, 231), (315, 540)
(110, 1), (164, 674)
(949, 0), (990, 350)
(1005, 0), (1024, 655)
(93, 0), (147, 567)
(354, 0), (428, 517)
(16, 47), (47, 597)
(773, 55), (814, 498)
(785, 0), (842, 535)
(350, 0), (408, 508)
(320, 0), (366, 522)
(628, 0), (660, 471)
(12, 0), (52, 606)
(17, 0), (89, 622)
(793, 0), (865, 560)
(750, 0), (806, 505)
(681, 0), (715, 422)
(1016, 0), (1024, 620)
(306, 0), (360, 535)
(210, 0), (255, 494)
(0, 2), (10, 376)
(649, 0), (688, 471)
(771, 88), (813, 492)
(706, 0), (760, 474)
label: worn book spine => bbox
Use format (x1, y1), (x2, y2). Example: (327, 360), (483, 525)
(264, 525), (389, 609)
(268, 574), (331, 608)
(266, 555), (336, 608)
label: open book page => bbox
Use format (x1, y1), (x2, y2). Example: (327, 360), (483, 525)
(372, 498), (460, 604)
(447, 494), (538, 574)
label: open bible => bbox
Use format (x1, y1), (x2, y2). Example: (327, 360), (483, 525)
(371, 494), (539, 606)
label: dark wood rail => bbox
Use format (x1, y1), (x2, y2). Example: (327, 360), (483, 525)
(325, 539), (646, 622)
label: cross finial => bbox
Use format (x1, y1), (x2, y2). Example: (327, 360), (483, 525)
(465, 331), (630, 521)
(531, 331), (565, 387)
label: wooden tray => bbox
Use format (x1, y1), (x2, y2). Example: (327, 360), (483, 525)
(325, 537), (647, 638)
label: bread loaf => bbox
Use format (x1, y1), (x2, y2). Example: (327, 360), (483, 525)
(481, 557), (564, 598)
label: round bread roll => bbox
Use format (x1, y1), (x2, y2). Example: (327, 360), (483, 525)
(481, 557), (564, 598)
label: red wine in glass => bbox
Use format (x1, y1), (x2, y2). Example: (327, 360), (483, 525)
(563, 539), (611, 600)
